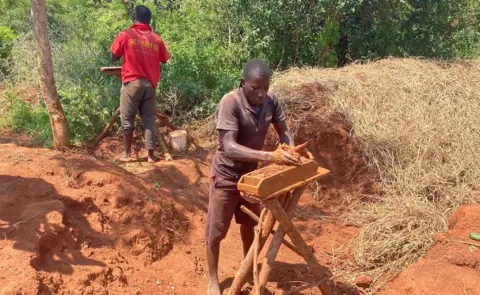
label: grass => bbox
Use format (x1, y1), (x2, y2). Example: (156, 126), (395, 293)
(269, 58), (480, 291)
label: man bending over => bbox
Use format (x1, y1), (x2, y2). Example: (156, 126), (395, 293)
(205, 59), (301, 295)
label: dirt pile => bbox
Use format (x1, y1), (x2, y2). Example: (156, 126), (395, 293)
(0, 140), (368, 295)
(268, 80), (371, 202)
(0, 143), (186, 294)
(380, 205), (480, 295)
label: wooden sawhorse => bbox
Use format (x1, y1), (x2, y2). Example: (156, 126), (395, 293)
(228, 166), (332, 295)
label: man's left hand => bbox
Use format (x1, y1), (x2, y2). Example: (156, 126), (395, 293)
(293, 141), (314, 160)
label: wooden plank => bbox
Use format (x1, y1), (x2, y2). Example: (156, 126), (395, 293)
(264, 198), (333, 295)
(238, 166), (329, 200)
(259, 167), (329, 201)
(242, 175), (261, 186)
(237, 161), (319, 198)
(237, 183), (260, 196)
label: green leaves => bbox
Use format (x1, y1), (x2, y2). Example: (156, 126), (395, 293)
(0, 26), (15, 60)
(2, 0), (480, 146)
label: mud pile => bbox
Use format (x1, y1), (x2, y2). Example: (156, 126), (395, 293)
(0, 144), (186, 294)
(266, 75), (377, 205)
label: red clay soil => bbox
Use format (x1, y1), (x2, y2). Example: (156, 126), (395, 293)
(0, 139), (364, 295)
(0, 143), (187, 295)
(248, 144), (312, 178)
(249, 164), (288, 178)
(380, 205), (480, 295)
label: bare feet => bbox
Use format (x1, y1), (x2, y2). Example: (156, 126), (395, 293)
(147, 150), (157, 163)
(207, 281), (221, 295)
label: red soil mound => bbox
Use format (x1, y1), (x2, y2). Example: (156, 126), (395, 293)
(380, 205), (480, 295)
(0, 144), (186, 294)
(0, 140), (365, 295)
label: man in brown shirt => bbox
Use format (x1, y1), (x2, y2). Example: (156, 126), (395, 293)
(205, 59), (301, 295)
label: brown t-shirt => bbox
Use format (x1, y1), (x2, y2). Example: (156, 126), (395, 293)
(211, 88), (286, 188)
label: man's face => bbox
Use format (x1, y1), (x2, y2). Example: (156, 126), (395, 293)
(242, 75), (270, 106)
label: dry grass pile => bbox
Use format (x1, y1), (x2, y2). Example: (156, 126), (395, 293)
(270, 58), (480, 290)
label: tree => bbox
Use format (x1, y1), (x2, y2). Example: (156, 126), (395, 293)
(31, 0), (70, 149)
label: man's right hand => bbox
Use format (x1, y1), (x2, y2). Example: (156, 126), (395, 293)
(270, 146), (301, 166)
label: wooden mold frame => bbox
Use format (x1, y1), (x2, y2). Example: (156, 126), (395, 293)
(237, 160), (330, 201)
(100, 66), (122, 77)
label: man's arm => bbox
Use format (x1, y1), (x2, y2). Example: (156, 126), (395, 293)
(273, 121), (295, 147)
(158, 39), (169, 64)
(111, 53), (121, 62)
(221, 130), (299, 165)
(110, 32), (125, 63)
(221, 130), (273, 162)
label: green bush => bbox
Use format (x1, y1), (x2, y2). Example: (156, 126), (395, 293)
(0, 25), (16, 77)
(0, 26), (15, 59)
(10, 98), (53, 146)
(1, 0), (480, 146)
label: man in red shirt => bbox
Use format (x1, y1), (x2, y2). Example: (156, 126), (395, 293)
(110, 5), (170, 162)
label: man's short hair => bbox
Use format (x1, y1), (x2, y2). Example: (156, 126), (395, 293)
(242, 59), (272, 80)
(135, 5), (152, 24)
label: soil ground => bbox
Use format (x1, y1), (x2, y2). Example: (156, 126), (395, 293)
(0, 132), (479, 295)
(0, 133), (361, 295)
(379, 205), (480, 295)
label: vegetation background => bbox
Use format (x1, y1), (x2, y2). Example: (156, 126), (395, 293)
(0, 0), (479, 145)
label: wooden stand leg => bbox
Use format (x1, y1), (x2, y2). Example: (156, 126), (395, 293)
(257, 187), (306, 295)
(253, 210), (266, 295)
(264, 198), (332, 295)
(90, 107), (120, 149)
(156, 127), (172, 161)
(240, 205), (301, 257)
(155, 110), (173, 160)
(228, 194), (288, 295)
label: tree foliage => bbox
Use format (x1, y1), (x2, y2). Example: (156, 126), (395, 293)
(0, 0), (479, 145)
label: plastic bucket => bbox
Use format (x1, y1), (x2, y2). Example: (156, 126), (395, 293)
(170, 130), (187, 152)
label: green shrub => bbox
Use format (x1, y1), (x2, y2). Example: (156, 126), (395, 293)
(0, 25), (16, 77)
(1, 0), (480, 146)
(10, 98), (53, 146)
(0, 26), (15, 59)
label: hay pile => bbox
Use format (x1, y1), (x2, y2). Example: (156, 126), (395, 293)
(270, 58), (480, 289)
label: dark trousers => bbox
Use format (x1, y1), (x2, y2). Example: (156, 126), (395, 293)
(120, 78), (156, 150)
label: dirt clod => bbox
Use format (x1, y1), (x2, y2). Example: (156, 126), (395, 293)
(353, 275), (373, 289)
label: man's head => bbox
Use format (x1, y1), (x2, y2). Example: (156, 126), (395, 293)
(134, 5), (152, 25)
(240, 59), (272, 106)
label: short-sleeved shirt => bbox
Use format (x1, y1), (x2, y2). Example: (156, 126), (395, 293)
(110, 23), (170, 89)
(211, 88), (287, 188)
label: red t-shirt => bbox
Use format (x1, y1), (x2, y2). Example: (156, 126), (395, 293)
(110, 23), (169, 89)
